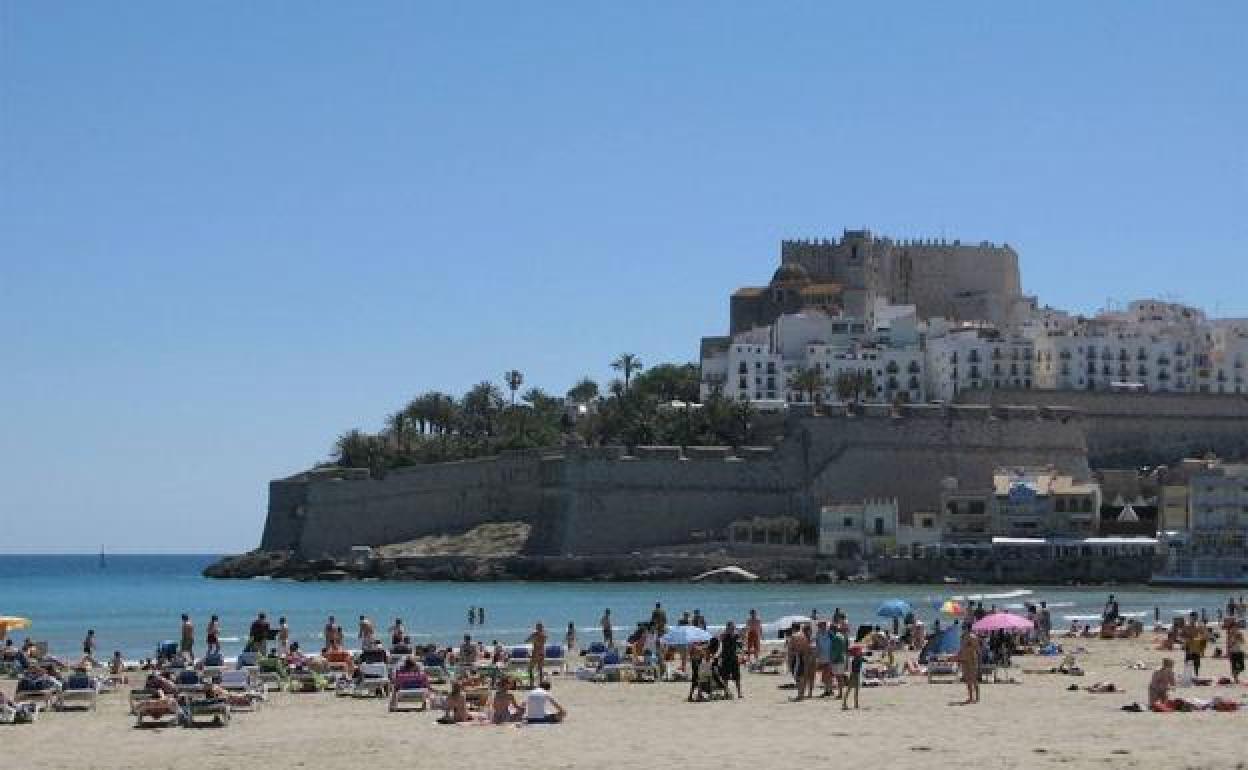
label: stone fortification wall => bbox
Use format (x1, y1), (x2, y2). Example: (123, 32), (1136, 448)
(260, 451), (556, 558)
(957, 390), (1248, 466)
(798, 404), (1089, 517)
(551, 449), (800, 555)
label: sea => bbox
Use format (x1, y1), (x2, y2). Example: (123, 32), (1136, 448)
(1, 554), (1241, 661)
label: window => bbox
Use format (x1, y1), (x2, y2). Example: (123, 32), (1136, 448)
(921, 518), (934, 529)
(969, 501), (985, 516)
(874, 518), (884, 535)
(843, 517), (854, 528)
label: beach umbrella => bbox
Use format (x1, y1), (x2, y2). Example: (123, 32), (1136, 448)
(939, 601), (966, 616)
(0, 616), (30, 632)
(661, 626), (713, 646)
(877, 599), (912, 619)
(972, 613), (1034, 633)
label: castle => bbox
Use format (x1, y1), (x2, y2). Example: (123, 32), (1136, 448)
(249, 228), (1248, 567)
(728, 230), (1025, 334)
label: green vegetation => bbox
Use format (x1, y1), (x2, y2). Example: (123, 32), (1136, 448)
(330, 357), (765, 472)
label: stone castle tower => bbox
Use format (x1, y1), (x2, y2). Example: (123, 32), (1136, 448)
(728, 229), (1023, 333)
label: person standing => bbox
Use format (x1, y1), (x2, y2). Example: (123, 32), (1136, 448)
(600, 609), (613, 647)
(468, 607), (476, 626)
(745, 609), (762, 660)
(1183, 615), (1208, 677)
(841, 644), (864, 710)
(958, 626), (981, 704)
(1037, 601), (1052, 645)
(526, 622), (547, 688)
(477, 607), (486, 626)
(814, 620), (834, 697)
(206, 615), (221, 655)
(179, 614), (194, 659)
(719, 621), (743, 698)
(249, 612), (271, 653)
(565, 622), (577, 656)
(692, 609), (706, 630)
(650, 603), (668, 638)
(82, 629), (98, 666)
(358, 615), (375, 647)
(1227, 623), (1244, 683)
(277, 617), (290, 656)
(324, 616), (337, 647)
(389, 618), (405, 649)
(828, 622), (848, 698)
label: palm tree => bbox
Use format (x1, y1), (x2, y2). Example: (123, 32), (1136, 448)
(384, 410), (411, 452)
(792, 367), (827, 404)
(834, 370), (874, 402)
(503, 369), (524, 405)
(611, 353), (643, 391)
(566, 377), (599, 404)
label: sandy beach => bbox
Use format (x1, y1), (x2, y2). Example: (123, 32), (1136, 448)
(4, 634), (1245, 770)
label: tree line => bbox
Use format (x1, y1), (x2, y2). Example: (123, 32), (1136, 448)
(330, 354), (766, 473)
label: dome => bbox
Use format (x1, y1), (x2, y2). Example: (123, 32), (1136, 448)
(770, 263), (812, 285)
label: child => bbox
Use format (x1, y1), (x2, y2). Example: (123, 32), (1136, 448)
(842, 645), (864, 710)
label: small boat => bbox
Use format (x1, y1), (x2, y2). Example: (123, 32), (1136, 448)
(691, 566), (759, 583)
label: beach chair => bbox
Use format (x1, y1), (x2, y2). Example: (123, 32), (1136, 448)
(288, 669), (328, 693)
(174, 669), (205, 695)
(219, 670), (264, 709)
(183, 696), (231, 727)
(256, 656), (289, 692)
(55, 673), (99, 711)
(0, 701), (39, 724)
(584, 642), (607, 668)
(389, 672), (430, 712)
(352, 663), (391, 698)
(133, 696), (180, 727)
(505, 646), (531, 673)
(748, 649), (786, 675)
(422, 654), (450, 685)
(927, 657), (961, 684)
(14, 677), (60, 709)
(543, 645), (567, 675)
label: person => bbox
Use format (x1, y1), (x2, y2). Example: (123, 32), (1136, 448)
(489, 679), (523, 724)
(814, 620), (834, 696)
(206, 615), (221, 655)
(1037, 602), (1052, 644)
(788, 624), (814, 700)
(842, 645), (864, 710)
(277, 616), (290, 656)
(359, 639), (388, 665)
(468, 607), (476, 626)
(0, 687), (38, 722)
(600, 609), (613, 647)
(389, 618), (406, 648)
(745, 609), (762, 660)
(565, 622), (577, 655)
(108, 651), (126, 683)
(477, 607), (486, 625)
(438, 682), (472, 724)
(1104, 594), (1120, 623)
(388, 658), (429, 712)
(324, 616), (338, 646)
(1149, 658), (1177, 710)
(719, 621), (743, 698)
(650, 603), (668, 637)
(524, 679), (566, 724)
(82, 630), (98, 666)
(526, 623), (547, 688)
(248, 612), (270, 652)
(179, 614), (194, 658)
(1227, 623), (1244, 683)
(692, 609), (706, 630)
(1183, 614), (1208, 677)
(687, 643), (708, 702)
(958, 626), (981, 704)
(827, 622), (848, 698)
(359, 616), (375, 647)
(458, 635), (478, 666)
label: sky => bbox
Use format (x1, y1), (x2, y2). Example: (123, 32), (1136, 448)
(1, 1), (1244, 553)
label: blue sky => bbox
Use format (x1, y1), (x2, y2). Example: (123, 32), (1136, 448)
(2, 1), (1244, 553)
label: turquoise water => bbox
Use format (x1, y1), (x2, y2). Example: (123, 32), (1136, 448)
(0, 555), (1240, 660)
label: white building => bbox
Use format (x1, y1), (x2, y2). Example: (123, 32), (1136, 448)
(818, 498), (898, 559)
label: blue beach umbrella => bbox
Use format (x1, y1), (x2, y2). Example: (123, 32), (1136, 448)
(877, 599), (913, 619)
(660, 626), (713, 646)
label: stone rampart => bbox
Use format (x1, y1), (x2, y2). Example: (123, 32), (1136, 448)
(958, 390), (1248, 466)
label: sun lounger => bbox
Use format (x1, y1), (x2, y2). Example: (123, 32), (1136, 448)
(390, 673), (430, 712)
(14, 678), (60, 709)
(543, 645), (567, 675)
(289, 669), (328, 693)
(174, 670), (205, 695)
(133, 696), (180, 727)
(505, 646), (531, 672)
(0, 701), (39, 724)
(352, 663), (391, 697)
(584, 642), (607, 668)
(926, 657), (961, 684)
(183, 697), (231, 727)
(422, 655), (450, 684)
(56, 673), (99, 711)
(219, 670), (264, 709)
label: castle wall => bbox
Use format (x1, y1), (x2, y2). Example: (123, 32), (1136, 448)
(957, 390), (1248, 466)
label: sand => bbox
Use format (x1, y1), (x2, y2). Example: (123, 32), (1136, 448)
(3, 635), (1245, 770)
